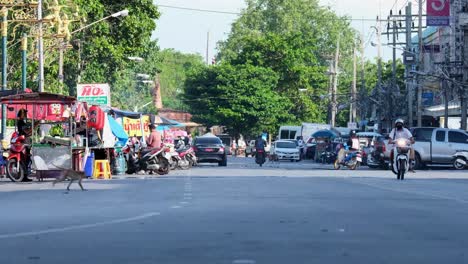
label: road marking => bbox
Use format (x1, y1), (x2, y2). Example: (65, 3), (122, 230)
(0, 212), (160, 239)
(184, 196), (192, 200)
(351, 180), (468, 204)
(171, 205), (181, 209)
(180, 201), (189, 205)
(232, 260), (256, 264)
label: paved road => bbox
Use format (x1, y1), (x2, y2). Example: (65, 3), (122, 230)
(1, 157), (468, 264)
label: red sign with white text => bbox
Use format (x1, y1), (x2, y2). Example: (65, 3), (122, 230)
(427, 0), (450, 26)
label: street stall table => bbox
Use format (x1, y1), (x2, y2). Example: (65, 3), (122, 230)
(0, 92), (78, 181)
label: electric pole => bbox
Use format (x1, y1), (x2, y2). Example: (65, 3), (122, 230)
(405, 3), (413, 126)
(330, 35), (340, 128)
(206, 31), (210, 65)
(38, 0), (44, 92)
(350, 45), (357, 124)
(417, 0), (423, 127)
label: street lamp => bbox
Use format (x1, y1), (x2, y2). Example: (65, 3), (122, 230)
(71, 9), (129, 34)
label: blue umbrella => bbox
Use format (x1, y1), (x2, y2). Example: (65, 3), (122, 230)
(312, 129), (339, 139)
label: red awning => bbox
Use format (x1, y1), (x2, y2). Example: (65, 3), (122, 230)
(0, 92), (76, 105)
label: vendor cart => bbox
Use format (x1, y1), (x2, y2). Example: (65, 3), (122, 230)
(0, 92), (78, 182)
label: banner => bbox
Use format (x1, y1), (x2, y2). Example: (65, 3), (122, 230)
(427, 0), (450, 26)
(77, 83), (111, 106)
(123, 115), (150, 137)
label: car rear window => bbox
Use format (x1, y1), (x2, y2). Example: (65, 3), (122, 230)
(276, 142), (296, 148)
(195, 137), (222, 145)
(412, 128), (434, 141)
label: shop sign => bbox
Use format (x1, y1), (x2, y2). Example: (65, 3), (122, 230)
(77, 83), (111, 106)
(427, 0), (450, 26)
(123, 115), (150, 137)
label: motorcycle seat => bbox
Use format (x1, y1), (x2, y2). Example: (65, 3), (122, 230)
(141, 147), (161, 156)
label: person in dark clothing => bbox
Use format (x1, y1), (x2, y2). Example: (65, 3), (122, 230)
(17, 109), (30, 136)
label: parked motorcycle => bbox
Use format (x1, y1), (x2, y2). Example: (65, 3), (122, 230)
(367, 147), (388, 169)
(6, 132), (31, 182)
(177, 146), (196, 169)
(334, 148), (361, 170)
(319, 151), (336, 164)
(255, 149), (266, 167)
(390, 138), (411, 180)
(123, 139), (170, 175)
(453, 150), (468, 170)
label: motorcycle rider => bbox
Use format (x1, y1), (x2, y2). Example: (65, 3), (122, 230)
(388, 119), (415, 172)
(254, 135), (267, 160)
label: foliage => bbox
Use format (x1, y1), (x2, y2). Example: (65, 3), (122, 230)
(211, 0), (359, 131)
(184, 63), (293, 136)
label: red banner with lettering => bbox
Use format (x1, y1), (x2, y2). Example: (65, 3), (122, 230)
(427, 0), (450, 26)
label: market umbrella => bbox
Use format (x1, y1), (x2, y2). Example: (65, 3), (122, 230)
(312, 129), (339, 139)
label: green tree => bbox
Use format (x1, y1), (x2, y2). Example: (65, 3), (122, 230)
(184, 63), (293, 137)
(216, 0), (358, 124)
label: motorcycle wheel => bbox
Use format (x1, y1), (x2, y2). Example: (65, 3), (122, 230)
(156, 158), (170, 175)
(178, 157), (191, 170)
(454, 157), (466, 170)
(6, 159), (25, 182)
(399, 159), (406, 180)
(170, 157), (178, 170)
(333, 159), (341, 170)
(349, 161), (359, 170)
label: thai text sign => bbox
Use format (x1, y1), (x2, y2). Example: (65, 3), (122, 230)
(77, 84), (111, 106)
(427, 0), (450, 26)
(123, 115), (150, 137)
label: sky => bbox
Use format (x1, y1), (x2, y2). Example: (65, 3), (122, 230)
(153, 0), (416, 62)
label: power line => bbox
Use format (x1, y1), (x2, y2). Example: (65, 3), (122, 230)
(157, 4), (386, 22)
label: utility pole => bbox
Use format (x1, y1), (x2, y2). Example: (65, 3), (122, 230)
(1, 7), (7, 140)
(330, 35), (340, 128)
(58, 42), (64, 93)
(38, 0), (44, 92)
(417, 0), (423, 127)
(376, 18), (382, 131)
(391, 17), (397, 128)
(360, 33), (365, 121)
(206, 31), (209, 65)
(461, 28), (468, 130)
(350, 45), (357, 123)
(405, 3), (413, 126)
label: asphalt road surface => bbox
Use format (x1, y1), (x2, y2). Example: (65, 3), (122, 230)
(1, 157), (468, 264)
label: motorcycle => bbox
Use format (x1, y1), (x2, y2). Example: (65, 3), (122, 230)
(334, 148), (362, 170)
(390, 138), (411, 180)
(319, 151), (336, 164)
(367, 147), (388, 169)
(453, 150), (468, 170)
(255, 149), (266, 167)
(123, 139), (170, 175)
(177, 146), (196, 169)
(6, 132), (31, 182)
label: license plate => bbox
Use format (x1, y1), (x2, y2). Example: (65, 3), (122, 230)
(205, 148), (214, 152)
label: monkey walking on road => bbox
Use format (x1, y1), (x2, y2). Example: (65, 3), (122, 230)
(52, 165), (86, 191)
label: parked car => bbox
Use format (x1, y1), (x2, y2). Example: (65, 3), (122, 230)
(270, 140), (301, 162)
(245, 139), (271, 157)
(193, 136), (227, 166)
(409, 127), (468, 169)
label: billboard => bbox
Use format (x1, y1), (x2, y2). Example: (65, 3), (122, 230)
(77, 83), (111, 106)
(427, 0), (450, 26)
(123, 115), (151, 137)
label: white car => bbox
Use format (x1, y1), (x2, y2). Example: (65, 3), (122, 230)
(271, 140), (301, 162)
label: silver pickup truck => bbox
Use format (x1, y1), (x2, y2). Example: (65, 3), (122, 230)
(408, 127), (468, 169)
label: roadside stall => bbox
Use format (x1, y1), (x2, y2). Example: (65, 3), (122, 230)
(0, 92), (78, 182)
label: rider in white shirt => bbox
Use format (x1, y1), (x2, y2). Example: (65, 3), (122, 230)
(388, 119), (415, 172)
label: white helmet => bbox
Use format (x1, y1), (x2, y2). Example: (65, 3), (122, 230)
(395, 118), (404, 126)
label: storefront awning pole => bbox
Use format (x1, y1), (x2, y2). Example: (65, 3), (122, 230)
(139, 113), (146, 147)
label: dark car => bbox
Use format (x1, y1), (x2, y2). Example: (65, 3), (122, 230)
(193, 136), (227, 166)
(216, 134), (233, 155)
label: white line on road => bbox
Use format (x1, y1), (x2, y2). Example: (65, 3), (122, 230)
(171, 205), (181, 209)
(0, 212), (161, 240)
(232, 260), (256, 264)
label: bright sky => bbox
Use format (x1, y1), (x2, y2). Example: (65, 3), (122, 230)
(153, 0), (416, 62)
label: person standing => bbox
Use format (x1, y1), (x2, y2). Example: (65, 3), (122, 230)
(146, 124), (162, 149)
